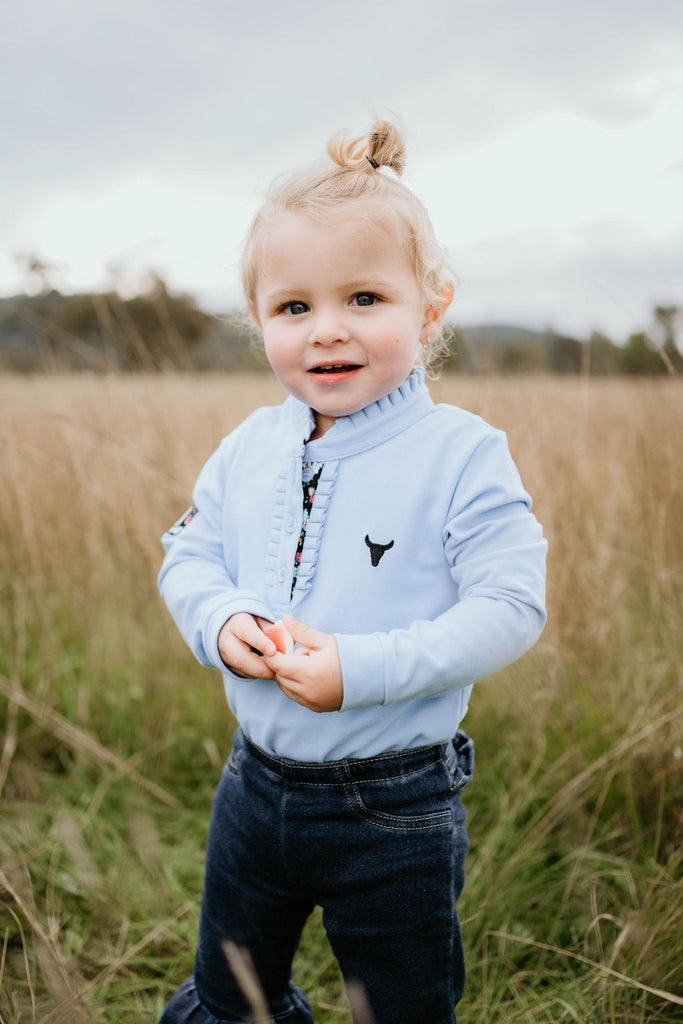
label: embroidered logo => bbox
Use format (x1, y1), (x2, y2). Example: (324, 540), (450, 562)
(167, 504), (199, 535)
(365, 535), (394, 567)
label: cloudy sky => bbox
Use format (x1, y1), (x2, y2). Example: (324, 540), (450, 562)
(2, 0), (682, 339)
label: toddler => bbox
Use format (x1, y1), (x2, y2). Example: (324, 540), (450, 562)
(157, 120), (547, 1024)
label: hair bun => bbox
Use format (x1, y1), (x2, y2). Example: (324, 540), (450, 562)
(366, 120), (406, 176)
(327, 119), (406, 177)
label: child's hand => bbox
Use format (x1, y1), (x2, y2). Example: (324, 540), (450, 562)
(263, 614), (343, 713)
(218, 613), (278, 680)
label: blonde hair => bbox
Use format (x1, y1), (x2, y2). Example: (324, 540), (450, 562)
(241, 120), (454, 372)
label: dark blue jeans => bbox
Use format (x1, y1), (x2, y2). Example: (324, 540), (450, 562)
(159, 728), (474, 1024)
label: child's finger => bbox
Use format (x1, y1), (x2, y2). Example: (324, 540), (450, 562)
(240, 650), (278, 680)
(272, 661), (343, 713)
(264, 651), (301, 684)
(281, 613), (329, 651)
(264, 651), (309, 685)
(273, 664), (315, 702)
(218, 615), (277, 678)
(235, 617), (277, 657)
(275, 679), (309, 709)
(223, 638), (277, 680)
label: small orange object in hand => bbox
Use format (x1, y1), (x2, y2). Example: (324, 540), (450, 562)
(264, 620), (310, 656)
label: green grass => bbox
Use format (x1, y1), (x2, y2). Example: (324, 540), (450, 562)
(1, 374), (682, 1023)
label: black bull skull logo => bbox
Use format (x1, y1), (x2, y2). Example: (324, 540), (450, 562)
(364, 535), (395, 566)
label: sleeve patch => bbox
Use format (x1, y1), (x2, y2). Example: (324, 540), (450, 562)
(166, 504), (199, 536)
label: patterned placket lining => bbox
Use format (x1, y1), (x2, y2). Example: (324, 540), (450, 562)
(291, 462), (324, 596)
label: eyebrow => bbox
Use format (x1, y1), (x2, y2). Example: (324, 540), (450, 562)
(346, 279), (398, 293)
(262, 279), (398, 303)
(261, 288), (308, 303)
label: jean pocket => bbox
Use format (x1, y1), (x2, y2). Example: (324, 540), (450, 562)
(347, 761), (454, 832)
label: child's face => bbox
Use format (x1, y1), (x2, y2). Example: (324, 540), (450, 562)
(254, 209), (433, 438)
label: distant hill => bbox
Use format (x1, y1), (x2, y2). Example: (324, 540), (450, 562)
(0, 291), (560, 373)
(0, 288), (254, 372)
(445, 323), (549, 371)
(1, 289), (679, 375)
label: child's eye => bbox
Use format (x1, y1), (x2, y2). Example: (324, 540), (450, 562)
(352, 293), (378, 307)
(283, 301), (309, 315)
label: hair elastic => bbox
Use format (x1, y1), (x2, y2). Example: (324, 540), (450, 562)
(366, 154), (380, 169)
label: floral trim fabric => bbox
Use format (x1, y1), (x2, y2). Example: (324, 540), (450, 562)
(291, 462), (324, 596)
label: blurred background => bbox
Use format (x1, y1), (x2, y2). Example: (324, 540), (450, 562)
(1, 0), (682, 372)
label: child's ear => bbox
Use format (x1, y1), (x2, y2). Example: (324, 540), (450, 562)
(420, 282), (454, 344)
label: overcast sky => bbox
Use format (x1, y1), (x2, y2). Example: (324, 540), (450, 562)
(2, 0), (682, 339)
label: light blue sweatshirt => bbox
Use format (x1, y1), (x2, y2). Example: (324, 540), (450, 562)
(159, 370), (547, 762)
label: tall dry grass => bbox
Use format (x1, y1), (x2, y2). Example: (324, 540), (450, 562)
(0, 373), (681, 1023)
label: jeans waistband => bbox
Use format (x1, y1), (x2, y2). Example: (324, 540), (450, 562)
(243, 734), (450, 785)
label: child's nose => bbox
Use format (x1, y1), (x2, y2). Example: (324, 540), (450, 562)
(308, 308), (350, 346)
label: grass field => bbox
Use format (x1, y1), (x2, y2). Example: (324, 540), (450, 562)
(0, 373), (681, 1023)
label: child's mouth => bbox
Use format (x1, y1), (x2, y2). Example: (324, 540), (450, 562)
(310, 364), (362, 375)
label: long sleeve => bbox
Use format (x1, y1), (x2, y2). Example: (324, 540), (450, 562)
(158, 432), (273, 671)
(336, 430), (547, 710)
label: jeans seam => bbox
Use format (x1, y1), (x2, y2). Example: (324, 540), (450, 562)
(245, 737), (446, 783)
(341, 778), (453, 832)
(250, 739), (441, 768)
(254, 759), (444, 787)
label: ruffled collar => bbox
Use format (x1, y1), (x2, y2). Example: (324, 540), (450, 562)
(281, 369), (434, 461)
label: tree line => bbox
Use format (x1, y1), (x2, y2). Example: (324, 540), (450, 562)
(0, 279), (680, 375)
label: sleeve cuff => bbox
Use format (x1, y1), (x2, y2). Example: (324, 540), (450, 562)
(205, 596), (275, 671)
(336, 632), (387, 711)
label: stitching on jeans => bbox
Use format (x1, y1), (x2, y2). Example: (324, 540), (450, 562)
(341, 783), (452, 832)
(358, 807), (452, 825)
(247, 740), (441, 768)
(255, 759), (443, 786)
(248, 741), (445, 785)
